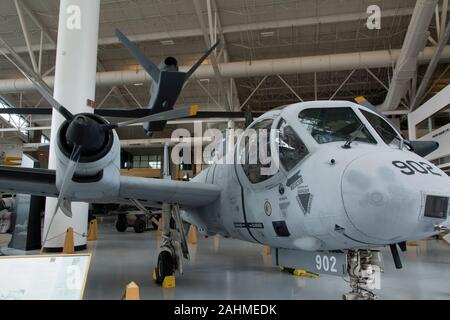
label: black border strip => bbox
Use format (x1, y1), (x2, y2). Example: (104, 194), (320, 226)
(233, 147), (261, 244)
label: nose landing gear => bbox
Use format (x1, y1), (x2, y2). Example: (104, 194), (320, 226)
(343, 250), (383, 300)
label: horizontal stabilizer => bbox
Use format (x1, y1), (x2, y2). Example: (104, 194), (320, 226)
(186, 40), (220, 79)
(0, 107), (264, 119)
(355, 96), (376, 111)
(114, 105), (198, 128)
(115, 29), (161, 82)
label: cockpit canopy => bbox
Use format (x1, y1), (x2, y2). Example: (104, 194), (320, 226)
(237, 102), (403, 185)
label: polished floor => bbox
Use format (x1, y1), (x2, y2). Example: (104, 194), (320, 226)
(80, 221), (450, 300)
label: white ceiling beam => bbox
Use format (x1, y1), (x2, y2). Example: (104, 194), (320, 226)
(210, 0), (240, 111)
(411, 20), (450, 110)
(11, 7), (424, 54)
(329, 70), (356, 100)
(239, 76), (268, 110)
(2, 45), (450, 93)
(18, 0), (56, 46)
(441, 0), (449, 38)
(193, 0), (230, 112)
(14, 0), (38, 73)
(277, 75), (303, 102)
(9, 1), (131, 108)
(379, 0), (439, 111)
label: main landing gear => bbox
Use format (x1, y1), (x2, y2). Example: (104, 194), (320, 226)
(343, 250), (383, 300)
(153, 203), (190, 287)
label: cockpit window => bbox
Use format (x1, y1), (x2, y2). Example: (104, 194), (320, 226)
(277, 120), (308, 171)
(298, 108), (377, 145)
(360, 110), (400, 146)
(240, 119), (277, 184)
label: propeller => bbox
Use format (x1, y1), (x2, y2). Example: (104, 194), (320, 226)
(0, 37), (74, 121)
(1, 36), (199, 247)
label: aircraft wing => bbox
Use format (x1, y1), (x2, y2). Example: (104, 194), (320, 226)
(0, 166), (221, 208)
(118, 176), (221, 207)
(0, 166), (59, 197)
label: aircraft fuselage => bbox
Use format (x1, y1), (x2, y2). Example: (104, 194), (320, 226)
(182, 101), (450, 252)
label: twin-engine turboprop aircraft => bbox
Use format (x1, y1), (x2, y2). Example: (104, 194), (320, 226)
(0, 31), (449, 300)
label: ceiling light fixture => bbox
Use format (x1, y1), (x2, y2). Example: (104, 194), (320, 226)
(160, 39), (175, 46)
(260, 31), (275, 38)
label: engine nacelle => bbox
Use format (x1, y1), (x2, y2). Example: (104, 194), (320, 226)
(158, 57), (178, 72)
(55, 114), (121, 202)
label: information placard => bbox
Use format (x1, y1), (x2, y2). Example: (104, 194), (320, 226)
(0, 254), (91, 300)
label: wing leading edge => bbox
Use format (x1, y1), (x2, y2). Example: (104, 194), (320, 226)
(119, 176), (221, 207)
(0, 166), (221, 208)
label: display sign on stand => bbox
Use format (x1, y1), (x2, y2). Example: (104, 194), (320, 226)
(0, 254), (91, 300)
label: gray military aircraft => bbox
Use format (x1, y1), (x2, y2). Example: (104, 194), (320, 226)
(0, 32), (449, 300)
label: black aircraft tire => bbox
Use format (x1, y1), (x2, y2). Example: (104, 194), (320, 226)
(115, 214), (128, 232)
(156, 251), (174, 285)
(133, 218), (146, 233)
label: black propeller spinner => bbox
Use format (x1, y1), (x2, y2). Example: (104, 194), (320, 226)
(59, 113), (113, 163)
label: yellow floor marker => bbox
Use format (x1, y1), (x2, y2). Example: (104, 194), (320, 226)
(156, 217), (163, 238)
(124, 282), (140, 300)
(442, 233), (450, 245)
(188, 224), (198, 244)
(62, 227), (75, 254)
(262, 245), (271, 255)
(162, 275), (176, 288)
(87, 219), (98, 241)
(279, 266), (319, 279)
(292, 269), (320, 279)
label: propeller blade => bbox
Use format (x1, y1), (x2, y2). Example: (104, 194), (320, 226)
(0, 37), (73, 121)
(41, 146), (81, 247)
(106, 105), (199, 129)
(115, 29), (161, 82)
(60, 199), (73, 219)
(55, 157), (80, 218)
(186, 40), (220, 79)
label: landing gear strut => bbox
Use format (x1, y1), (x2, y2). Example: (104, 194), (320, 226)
(343, 250), (383, 300)
(154, 203), (189, 287)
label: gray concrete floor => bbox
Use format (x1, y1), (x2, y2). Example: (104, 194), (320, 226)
(82, 221), (450, 300)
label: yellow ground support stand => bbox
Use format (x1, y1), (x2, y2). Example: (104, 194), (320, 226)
(87, 219), (98, 241)
(152, 268), (176, 288)
(442, 232), (450, 245)
(124, 282), (140, 300)
(280, 266), (320, 279)
(188, 224), (198, 244)
(156, 217), (163, 238)
(162, 275), (176, 288)
(262, 245), (271, 255)
(292, 269), (320, 279)
(62, 227), (75, 254)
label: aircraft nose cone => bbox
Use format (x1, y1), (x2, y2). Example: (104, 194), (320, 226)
(341, 153), (423, 242)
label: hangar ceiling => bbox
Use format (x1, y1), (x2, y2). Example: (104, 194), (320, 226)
(0, 0), (449, 141)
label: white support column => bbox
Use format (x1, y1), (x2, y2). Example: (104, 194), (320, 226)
(14, 0), (38, 73)
(43, 0), (101, 252)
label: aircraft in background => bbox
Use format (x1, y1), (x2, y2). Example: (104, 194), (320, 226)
(115, 30), (219, 136)
(0, 31), (449, 300)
